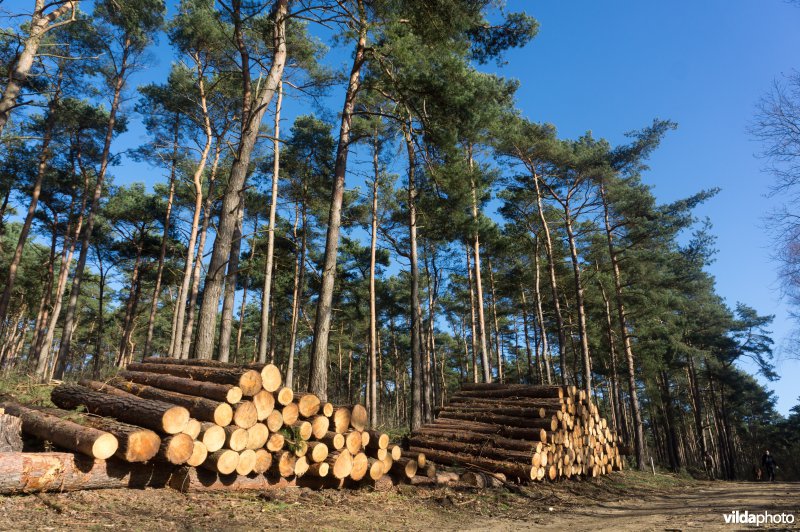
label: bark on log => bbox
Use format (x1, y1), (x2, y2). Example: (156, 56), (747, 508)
(51, 384), (189, 435)
(390, 457), (417, 479)
(307, 441), (329, 463)
(409, 446), (534, 482)
(291, 420), (312, 441)
(157, 433), (194, 465)
(438, 411), (557, 431)
(458, 383), (564, 399)
(202, 449), (239, 475)
(120, 368), (242, 404)
(0, 452), (175, 494)
(320, 431), (344, 451)
(0, 411), (22, 452)
(14, 405), (159, 463)
(108, 379), (233, 426)
(411, 426), (541, 453)
(1, 402), (117, 459)
(342, 404), (367, 431)
(429, 419), (547, 442)
(132, 361), (262, 396)
(271, 450), (296, 477)
(408, 436), (533, 464)
(307, 461), (329, 477)
(365, 430), (389, 451)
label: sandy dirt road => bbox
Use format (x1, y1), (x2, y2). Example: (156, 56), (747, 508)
(0, 473), (797, 531)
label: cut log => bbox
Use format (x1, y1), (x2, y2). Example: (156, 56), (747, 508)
(224, 426), (248, 452)
(0, 452), (175, 494)
(294, 393), (321, 417)
(447, 396), (568, 411)
(168, 467), (294, 492)
(202, 449), (239, 475)
(365, 430), (389, 451)
(352, 475), (394, 492)
(246, 423), (269, 450)
(307, 441), (329, 463)
(259, 364), (282, 392)
(186, 440), (208, 467)
(280, 403), (299, 425)
(438, 411), (557, 431)
(350, 452), (369, 481)
(390, 445), (402, 461)
(321, 402), (334, 417)
(90, 379), (233, 427)
(131, 361), (262, 396)
(266, 432), (285, 452)
(320, 431), (344, 451)
(1, 402), (117, 459)
(361, 431), (370, 448)
(294, 455), (309, 477)
(390, 457), (417, 479)
(332, 407), (350, 433)
(252, 390), (275, 420)
(307, 461), (329, 477)
(401, 450), (424, 467)
(411, 426), (542, 453)
(438, 404), (555, 419)
(51, 384), (189, 435)
(344, 404), (368, 431)
(253, 449), (272, 474)
(0, 411), (22, 452)
(344, 431), (362, 455)
(325, 450), (353, 479)
(233, 401), (258, 429)
(271, 450), (296, 477)
(156, 433), (194, 465)
(380, 452), (393, 473)
(429, 419), (547, 442)
(266, 410), (283, 432)
(457, 384), (564, 399)
(276, 387), (294, 406)
(18, 405), (159, 463)
(182, 419), (202, 439)
(310, 415), (330, 439)
(199, 423), (225, 453)
(291, 420), (312, 441)
(367, 457), (385, 480)
(236, 449), (257, 475)
(120, 368), (242, 404)
(409, 446), (534, 482)
(292, 440), (308, 457)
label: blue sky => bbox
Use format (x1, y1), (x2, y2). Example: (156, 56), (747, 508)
(495, 0), (800, 413)
(7, 0), (798, 413)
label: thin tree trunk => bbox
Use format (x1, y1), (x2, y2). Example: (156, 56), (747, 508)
(487, 259), (502, 383)
(467, 146), (491, 383)
(234, 211), (258, 363)
(308, 2), (367, 398)
(532, 235), (552, 384)
(520, 289), (536, 382)
(53, 41), (130, 379)
(466, 245), (478, 384)
(218, 200), (245, 362)
(194, 0), (288, 360)
(0, 0), (76, 137)
(286, 194), (307, 386)
(600, 183), (646, 470)
(116, 241), (143, 367)
(367, 133), (379, 427)
(257, 81), (283, 362)
(143, 116), (180, 357)
(562, 202), (592, 398)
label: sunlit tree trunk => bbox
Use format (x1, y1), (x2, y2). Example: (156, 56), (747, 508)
(532, 235), (552, 384)
(367, 134), (380, 427)
(218, 200), (245, 362)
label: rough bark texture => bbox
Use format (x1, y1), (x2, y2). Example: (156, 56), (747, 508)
(120, 369), (242, 404)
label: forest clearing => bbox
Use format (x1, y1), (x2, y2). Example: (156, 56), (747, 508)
(2, 0), (800, 529)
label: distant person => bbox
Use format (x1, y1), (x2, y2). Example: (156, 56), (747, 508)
(761, 450), (777, 481)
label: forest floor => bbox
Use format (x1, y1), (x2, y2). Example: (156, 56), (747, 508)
(0, 470), (797, 531)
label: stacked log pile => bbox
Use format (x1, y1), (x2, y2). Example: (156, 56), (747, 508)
(0, 357), (406, 494)
(408, 383), (624, 483)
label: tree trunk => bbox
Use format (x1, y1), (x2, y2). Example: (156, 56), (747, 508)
(562, 202), (592, 398)
(532, 235), (552, 384)
(143, 117), (180, 357)
(53, 41), (130, 379)
(0, 0), (76, 136)
(307, 2), (367, 397)
(368, 134), (379, 427)
(532, 173), (567, 384)
(468, 147), (492, 383)
(218, 200), (245, 362)
(487, 259), (503, 383)
(286, 196), (307, 386)
(466, 245), (479, 384)
(194, 0), (288, 360)
(234, 210), (258, 363)
(257, 81), (283, 362)
(600, 183), (646, 470)
(520, 288), (535, 382)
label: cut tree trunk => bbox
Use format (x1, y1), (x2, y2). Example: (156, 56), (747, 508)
(51, 384), (189, 435)
(133, 361), (262, 396)
(0, 411), (22, 452)
(0, 452), (174, 494)
(1, 402), (117, 459)
(156, 434), (194, 465)
(120, 369), (242, 404)
(169, 467), (294, 492)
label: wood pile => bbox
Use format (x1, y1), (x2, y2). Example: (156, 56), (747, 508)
(0, 357), (406, 494)
(408, 383), (624, 483)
